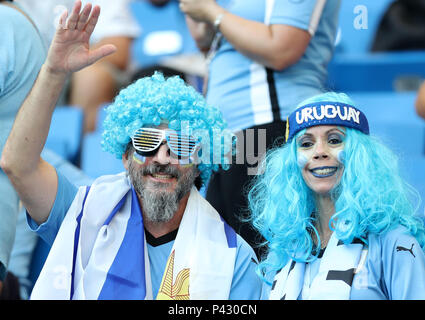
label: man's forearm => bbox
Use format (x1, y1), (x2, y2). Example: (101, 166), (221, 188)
(1, 65), (67, 176)
(1, 1), (115, 225)
(182, 2), (311, 71)
(185, 16), (214, 53)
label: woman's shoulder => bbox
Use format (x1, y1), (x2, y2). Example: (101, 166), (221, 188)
(366, 225), (425, 299)
(368, 225), (423, 258)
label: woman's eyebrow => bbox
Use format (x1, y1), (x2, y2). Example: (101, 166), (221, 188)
(297, 133), (313, 140)
(326, 128), (346, 135)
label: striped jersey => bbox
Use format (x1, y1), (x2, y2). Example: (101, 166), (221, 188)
(207, 0), (341, 132)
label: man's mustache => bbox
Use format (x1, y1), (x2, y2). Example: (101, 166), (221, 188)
(139, 163), (181, 179)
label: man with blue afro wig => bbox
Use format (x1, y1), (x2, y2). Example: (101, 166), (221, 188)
(1, 1), (261, 300)
(101, 71), (234, 188)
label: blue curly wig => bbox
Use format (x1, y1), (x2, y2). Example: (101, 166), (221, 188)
(249, 92), (425, 282)
(101, 72), (235, 185)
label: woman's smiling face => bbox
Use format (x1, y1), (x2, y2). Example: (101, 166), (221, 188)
(296, 125), (345, 195)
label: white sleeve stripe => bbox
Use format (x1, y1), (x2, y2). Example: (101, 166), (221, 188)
(308, 0), (327, 36)
(265, 0), (275, 25)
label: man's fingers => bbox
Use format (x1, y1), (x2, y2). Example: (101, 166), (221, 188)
(66, 0), (82, 29)
(88, 44), (117, 65)
(84, 5), (101, 36)
(77, 3), (92, 30)
(57, 9), (69, 30)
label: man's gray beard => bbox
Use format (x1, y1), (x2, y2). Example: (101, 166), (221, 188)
(128, 154), (197, 223)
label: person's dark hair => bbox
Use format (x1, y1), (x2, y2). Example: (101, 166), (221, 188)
(149, 0), (170, 8)
(131, 65), (187, 83)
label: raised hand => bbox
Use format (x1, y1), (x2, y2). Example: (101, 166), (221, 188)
(179, 0), (221, 23)
(45, 1), (117, 75)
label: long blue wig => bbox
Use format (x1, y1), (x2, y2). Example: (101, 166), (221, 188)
(101, 72), (234, 185)
(249, 92), (425, 282)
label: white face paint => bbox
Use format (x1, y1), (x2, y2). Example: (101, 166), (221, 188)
(296, 125), (346, 195)
(297, 154), (308, 168)
(337, 150), (346, 163)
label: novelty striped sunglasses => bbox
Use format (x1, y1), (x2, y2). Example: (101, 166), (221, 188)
(131, 127), (199, 158)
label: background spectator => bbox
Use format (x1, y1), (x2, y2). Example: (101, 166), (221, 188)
(0, 0), (46, 298)
(15, 0), (141, 132)
(129, 0), (201, 85)
(180, 0), (341, 258)
(415, 81), (425, 120)
(371, 0), (425, 52)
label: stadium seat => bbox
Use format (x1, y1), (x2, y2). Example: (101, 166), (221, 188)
(129, 0), (198, 69)
(327, 51), (425, 92)
(45, 106), (84, 165)
(370, 121), (425, 157)
(335, 0), (394, 54)
(350, 92), (425, 156)
(399, 155), (425, 220)
(81, 131), (124, 179)
(350, 91), (421, 123)
(329, 1), (425, 92)
(83, 103), (124, 179)
(96, 104), (109, 132)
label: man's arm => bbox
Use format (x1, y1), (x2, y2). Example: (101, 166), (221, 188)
(179, 0), (311, 71)
(185, 16), (215, 54)
(0, 1), (116, 225)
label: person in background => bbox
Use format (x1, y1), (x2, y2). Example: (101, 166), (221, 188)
(129, 0), (201, 85)
(179, 0), (341, 258)
(15, 0), (141, 132)
(415, 81), (425, 120)
(1, 1), (261, 299)
(0, 0), (46, 299)
(249, 92), (425, 300)
(7, 149), (93, 300)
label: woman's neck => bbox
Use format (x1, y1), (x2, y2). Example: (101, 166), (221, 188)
(313, 194), (335, 248)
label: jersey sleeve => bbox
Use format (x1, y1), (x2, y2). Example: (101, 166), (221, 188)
(270, 0), (327, 35)
(26, 169), (78, 246)
(381, 226), (425, 300)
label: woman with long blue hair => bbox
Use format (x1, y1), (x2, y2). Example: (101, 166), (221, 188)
(249, 92), (425, 300)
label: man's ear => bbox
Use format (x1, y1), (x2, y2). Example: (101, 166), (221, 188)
(122, 142), (133, 170)
(122, 149), (130, 171)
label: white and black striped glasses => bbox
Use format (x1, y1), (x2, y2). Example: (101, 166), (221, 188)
(131, 127), (199, 158)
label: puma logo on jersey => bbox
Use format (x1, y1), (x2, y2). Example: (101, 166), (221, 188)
(396, 243), (416, 258)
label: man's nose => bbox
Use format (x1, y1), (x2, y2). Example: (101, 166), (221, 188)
(152, 141), (171, 164)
